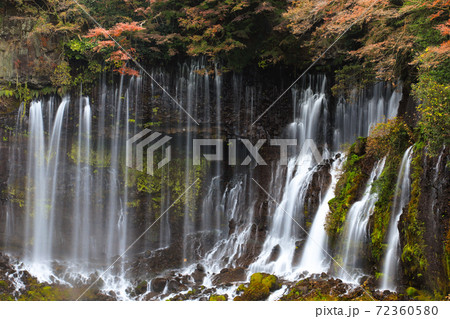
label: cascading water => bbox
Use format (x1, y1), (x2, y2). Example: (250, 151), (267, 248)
(298, 156), (344, 274)
(23, 98), (69, 279)
(72, 97), (92, 263)
(201, 173), (257, 277)
(250, 76), (328, 278)
(380, 146), (413, 290)
(1, 65), (407, 299)
(333, 82), (402, 149)
(3, 103), (25, 251)
(337, 158), (386, 283)
(9, 77), (141, 291)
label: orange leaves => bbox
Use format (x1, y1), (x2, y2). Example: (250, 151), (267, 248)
(116, 66), (140, 77)
(85, 22), (144, 39)
(107, 50), (131, 62)
(92, 40), (115, 52)
(283, 0), (450, 80)
(179, 7), (214, 30)
(436, 19), (450, 36)
(85, 27), (109, 38)
(204, 25), (224, 38)
(110, 22), (145, 37)
(84, 22), (144, 77)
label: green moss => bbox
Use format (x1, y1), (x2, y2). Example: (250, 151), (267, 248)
(0, 294), (14, 301)
(0, 280), (8, 289)
(17, 282), (70, 301)
(209, 294), (227, 301)
(406, 287), (419, 297)
(326, 138), (368, 241)
(236, 273), (279, 301)
(370, 154), (403, 262)
(236, 284), (246, 292)
(445, 227), (450, 290)
(262, 275), (279, 291)
(68, 143), (111, 168)
(250, 273), (263, 285)
(239, 282), (269, 301)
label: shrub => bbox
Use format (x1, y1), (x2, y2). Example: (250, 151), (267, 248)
(413, 76), (450, 156)
(366, 118), (413, 159)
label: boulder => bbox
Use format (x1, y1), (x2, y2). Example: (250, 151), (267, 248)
(151, 277), (167, 293)
(212, 267), (247, 285)
(191, 269), (206, 284)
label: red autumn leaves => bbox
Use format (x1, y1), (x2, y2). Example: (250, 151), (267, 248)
(85, 22), (145, 77)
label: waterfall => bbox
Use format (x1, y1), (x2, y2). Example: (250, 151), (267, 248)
(25, 101), (47, 265)
(337, 158), (386, 283)
(8, 75), (141, 287)
(298, 155), (344, 274)
(333, 82), (402, 149)
(106, 76), (125, 259)
(4, 103), (25, 251)
(249, 76), (327, 278)
(182, 61), (200, 265)
(201, 173), (256, 275)
(72, 98), (92, 263)
(1, 65), (408, 298)
(380, 146), (413, 290)
(24, 98), (69, 277)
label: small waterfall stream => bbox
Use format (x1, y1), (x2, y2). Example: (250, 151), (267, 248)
(380, 146), (413, 290)
(72, 98), (92, 263)
(338, 158), (386, 283)
(24, 98), (69, 279)
(333, 83), (402, 149)
(298, 156), (344, 274)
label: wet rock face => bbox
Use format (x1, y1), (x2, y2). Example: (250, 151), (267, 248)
(416, 148), (450, 292)
(191, 269), (206, 284)
(0, 5), (61, 88)
(130, 242), (183, 280)
(304, 160), (332, 226)
(211, 267), (246, 285)
(151, 277), (167, 293)
(268, 244), (281, 263)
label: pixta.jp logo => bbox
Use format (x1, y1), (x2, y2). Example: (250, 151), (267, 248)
(127, 130), (323, 176)
(126, 129), (172, 176)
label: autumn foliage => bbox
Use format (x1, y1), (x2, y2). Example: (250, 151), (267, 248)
(84, 21), (145, 76)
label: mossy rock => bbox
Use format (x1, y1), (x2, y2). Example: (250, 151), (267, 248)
(134, 281), (148, 295)
(250, 273), (263, 285)
(406, 287), (419, 297)
(0, 280), (8, 289)
(237, 284), (246, 292)
(209, 294), (227, 301)
(262, 275), (279, 291)
(250, 273), (280, 291)
(236, 273), (279, 301)
(241, 282), (270, 301)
